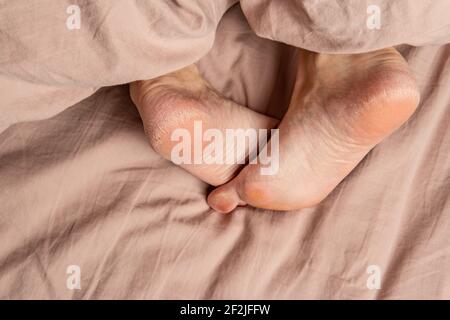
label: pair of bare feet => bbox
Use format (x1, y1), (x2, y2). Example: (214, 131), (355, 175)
(130, 48), (420, 213)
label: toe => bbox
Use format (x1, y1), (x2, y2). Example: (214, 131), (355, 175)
(207, 165), (308, 213)
(207, 181), (244, 213)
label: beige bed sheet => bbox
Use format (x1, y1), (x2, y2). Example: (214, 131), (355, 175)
(0, 1), (449, 299)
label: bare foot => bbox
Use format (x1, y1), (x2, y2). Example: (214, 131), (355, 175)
(130, 65), (279, 186)
(208, 48), (420, 213)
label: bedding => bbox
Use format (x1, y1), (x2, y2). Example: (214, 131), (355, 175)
(0, 0), (449, 299)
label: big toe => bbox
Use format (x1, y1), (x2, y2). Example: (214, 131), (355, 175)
(207, 183), (243, 214)
(207, 164), (296, 213)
